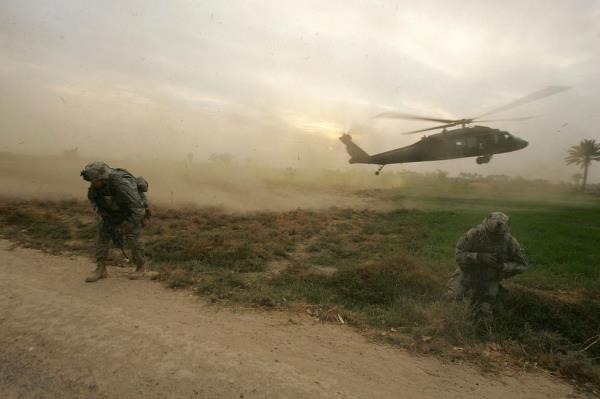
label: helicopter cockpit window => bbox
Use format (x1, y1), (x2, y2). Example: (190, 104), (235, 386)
(503, 133), (511, 140)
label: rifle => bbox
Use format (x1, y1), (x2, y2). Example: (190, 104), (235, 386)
(102, 217), (130, 262)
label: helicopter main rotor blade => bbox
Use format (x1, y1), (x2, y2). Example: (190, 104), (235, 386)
(401, 122), (460, 135)
(374, 112), (456, 124)
(474, 85), (570, 119)
(476, 116), (539, 122)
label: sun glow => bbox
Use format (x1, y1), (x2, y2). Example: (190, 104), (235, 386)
(297, 121), (344, 139)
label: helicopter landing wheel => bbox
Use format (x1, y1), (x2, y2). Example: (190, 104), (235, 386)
(375, 165), (385, 175)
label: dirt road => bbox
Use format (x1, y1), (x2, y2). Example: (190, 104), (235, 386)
(0, 240), (584, 399)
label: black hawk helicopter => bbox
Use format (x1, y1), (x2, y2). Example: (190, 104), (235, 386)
(340, 86), (570, 175)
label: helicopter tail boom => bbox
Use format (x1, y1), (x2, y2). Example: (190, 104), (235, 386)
(339, 134), (373, 164)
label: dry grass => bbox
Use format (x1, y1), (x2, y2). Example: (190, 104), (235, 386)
(1, 195), (599, 391)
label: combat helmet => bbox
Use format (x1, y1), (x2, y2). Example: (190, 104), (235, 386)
(80, 162), (112, 181)
(483, 212), (510, 236)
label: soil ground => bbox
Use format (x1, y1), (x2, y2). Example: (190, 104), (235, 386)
(0, 240), (586, 398)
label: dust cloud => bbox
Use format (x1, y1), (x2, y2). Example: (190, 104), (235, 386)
(0, 153), (407, 211)
(2, 1), (599, 186)
(2, 149), (585, 214)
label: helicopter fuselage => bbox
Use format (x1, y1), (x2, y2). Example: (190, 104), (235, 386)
(340, 126), (528, 166)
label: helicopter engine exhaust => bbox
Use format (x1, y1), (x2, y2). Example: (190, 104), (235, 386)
(476, 155), (493, 164)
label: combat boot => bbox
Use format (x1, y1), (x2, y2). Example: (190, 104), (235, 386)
(85, 263), (108, 283)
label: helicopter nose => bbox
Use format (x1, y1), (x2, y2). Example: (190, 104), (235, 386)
(516, 138), (528, 149)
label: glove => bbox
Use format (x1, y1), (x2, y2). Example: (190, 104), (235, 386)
(477, 252), (498, 268)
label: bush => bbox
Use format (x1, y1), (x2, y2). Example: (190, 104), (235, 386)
(330, 255), (444, 306)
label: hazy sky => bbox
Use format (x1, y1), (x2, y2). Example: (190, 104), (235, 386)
(1, 0), (599, 180)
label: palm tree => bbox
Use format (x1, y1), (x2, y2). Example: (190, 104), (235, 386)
(565, 139), (600, 191)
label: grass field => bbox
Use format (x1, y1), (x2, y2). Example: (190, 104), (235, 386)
(1, 184), (599, 390)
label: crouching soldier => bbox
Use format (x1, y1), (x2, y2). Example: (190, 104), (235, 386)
(80, 162), (150, 282)
(445, 212), (528, 329)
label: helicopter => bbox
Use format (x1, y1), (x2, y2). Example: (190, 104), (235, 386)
(340, 86), (570, 175)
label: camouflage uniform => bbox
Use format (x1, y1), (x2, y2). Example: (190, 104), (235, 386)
(81, 162), (148, 282)
(445, 212), (528, 327)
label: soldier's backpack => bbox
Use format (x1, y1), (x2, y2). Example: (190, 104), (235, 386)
(113, 168), (149, 194)
(135, 176), (149, 193)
